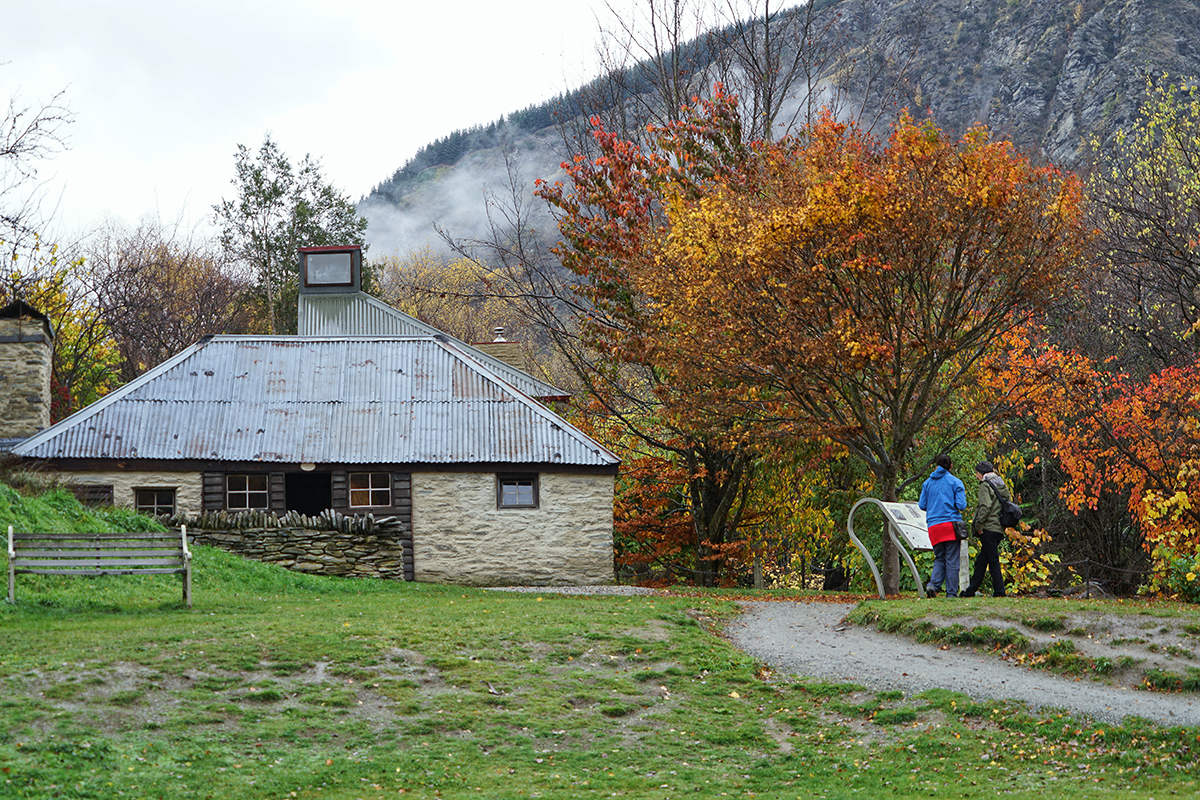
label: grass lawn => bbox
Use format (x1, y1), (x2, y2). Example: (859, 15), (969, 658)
(2, 546), (1199, 799)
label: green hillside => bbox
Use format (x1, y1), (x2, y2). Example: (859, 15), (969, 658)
(0, 483), (164, 537)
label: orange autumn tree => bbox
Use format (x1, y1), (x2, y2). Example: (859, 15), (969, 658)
(536, 93), (756, 587)
(978, 75), (1200, 597)
(566, 392), (735, 585)
(989, 329), (1200, 594)
(540, 94), (1088, 593)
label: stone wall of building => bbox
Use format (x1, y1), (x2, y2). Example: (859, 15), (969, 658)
(0, 317), (52, 438)
(40, 469), (612, 586)
(411, 471), (615, 586)
(58, 470), (205, 515)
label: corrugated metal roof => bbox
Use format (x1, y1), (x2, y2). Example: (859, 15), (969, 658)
(299, 294), (567, 400)
(13, 336), (618, 467)
(299, 293), (432, 337)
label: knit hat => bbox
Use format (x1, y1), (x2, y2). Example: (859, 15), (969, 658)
(976, 461), (995, 475)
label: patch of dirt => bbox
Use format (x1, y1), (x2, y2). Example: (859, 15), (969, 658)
(8, 629), (685, 746)
(761, 715), (795, 753)
(622, 619), (674, 642)
(15, 658), (412, 737)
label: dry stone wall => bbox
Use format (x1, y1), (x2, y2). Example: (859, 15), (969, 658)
(178, 510), (413, 581)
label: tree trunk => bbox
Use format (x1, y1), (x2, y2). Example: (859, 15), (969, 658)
(881, 469), (901, 596)
(686, 443), (749, 588)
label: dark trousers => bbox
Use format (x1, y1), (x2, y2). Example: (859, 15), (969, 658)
(965, 529), (1007, 597)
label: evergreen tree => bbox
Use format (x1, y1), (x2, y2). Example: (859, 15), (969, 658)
(213, 135), (367, 334)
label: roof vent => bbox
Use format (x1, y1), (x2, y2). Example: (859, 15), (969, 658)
(474, 329), (525, 372)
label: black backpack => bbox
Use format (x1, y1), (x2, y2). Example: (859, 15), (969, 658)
(985, 476), (1023, 529)
(999, 498), (1023, 529)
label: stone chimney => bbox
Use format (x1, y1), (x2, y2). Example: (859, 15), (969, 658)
(0, 300), (55, 441)
(473, 327), (527, 373)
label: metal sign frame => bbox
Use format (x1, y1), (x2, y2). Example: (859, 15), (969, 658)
(847, 498), (931, 600)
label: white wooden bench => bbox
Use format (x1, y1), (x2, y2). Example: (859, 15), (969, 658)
(7, 525), (192, 606)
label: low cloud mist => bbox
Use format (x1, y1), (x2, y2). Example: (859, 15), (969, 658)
(361, 135), (566, 259)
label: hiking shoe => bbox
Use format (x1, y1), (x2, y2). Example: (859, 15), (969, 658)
(924, 584), (938, 598)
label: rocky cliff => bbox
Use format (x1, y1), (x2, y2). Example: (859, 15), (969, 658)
(876, 0), (1200, 166)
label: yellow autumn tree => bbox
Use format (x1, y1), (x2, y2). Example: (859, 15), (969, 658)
(1, 237), (120, 418)
(374, 246), (574, 389)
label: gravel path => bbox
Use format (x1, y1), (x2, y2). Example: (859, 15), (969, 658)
(725, 601), (1200, 727)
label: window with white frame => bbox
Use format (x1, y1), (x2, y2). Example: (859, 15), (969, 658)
(349, 472), (392, 508)
(497, 474), (538, 509)
(227, 474), (269, 510)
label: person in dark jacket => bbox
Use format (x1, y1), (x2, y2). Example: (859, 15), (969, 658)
(962, 461), (1009, 597)
(918, 454), (967, 598)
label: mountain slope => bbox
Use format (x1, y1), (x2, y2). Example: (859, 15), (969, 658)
(881, 0), (1200, 164)
(361, 0), (1200, 256)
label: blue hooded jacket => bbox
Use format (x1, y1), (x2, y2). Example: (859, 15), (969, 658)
(918, 466), (967, 527)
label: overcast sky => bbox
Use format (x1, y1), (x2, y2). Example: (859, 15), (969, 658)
(3, 0), (617, 244)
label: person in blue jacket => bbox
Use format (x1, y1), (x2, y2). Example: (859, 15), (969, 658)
(918, 454), (967, 598)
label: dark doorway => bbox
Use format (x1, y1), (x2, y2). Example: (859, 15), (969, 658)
(285, 472), (332, 515)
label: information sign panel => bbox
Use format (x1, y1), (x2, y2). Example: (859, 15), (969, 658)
(880, 502), (931, 551)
